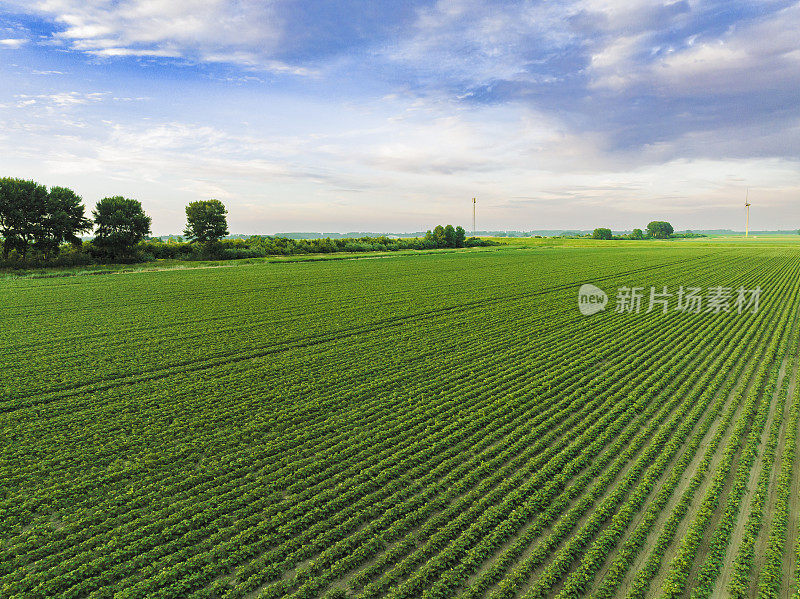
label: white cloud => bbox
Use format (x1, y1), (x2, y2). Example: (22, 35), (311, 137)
(586, 2), (800, 95)
(12, 0), (302, 72)
(650, 6), (800, 95)
(3, 1), (800, 232)
(575, 0), (691, 33)
(0, 38), (28, 48)
(14, 91), (109, 107)
(85, 46), (182, 58)
(2, 89), (799, 232)
(385, 0), (576, 85)
(588, 33), (649, 90)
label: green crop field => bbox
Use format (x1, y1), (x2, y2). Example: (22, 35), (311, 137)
(2, 245), (800, 599)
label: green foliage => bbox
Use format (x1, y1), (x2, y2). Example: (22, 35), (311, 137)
(183, 199), (229, 245)
(0, 177), (48, 259)
(455, 226), (466, 248)
(444, 225), (456, 248)
(91, 196), (152, 262)
(0, 178), (91, 262)
(647, 220), (674, 239)
(755, 375), (799, 598)
(2, 245), (799, 599)
(4, 207), (491, 267)
(592, 227), (613, 240)
(138, 230), (496, 262)
(35, 186), (93, 259)
(631, 228), (644, 239)
(422, 224), (483, 249)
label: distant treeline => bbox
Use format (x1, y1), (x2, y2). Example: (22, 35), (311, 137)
(452, 229), (799, 237)
(142, 228), (491, 262)
(1, 232), (494, 268)
(266, 231), (432, 240)
(590, 222), (708, 240)
(0, 177), (494, 268)
(406, 229), (708, 238)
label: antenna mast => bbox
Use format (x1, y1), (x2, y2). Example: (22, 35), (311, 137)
(472, 197), (476, 235)
(745, 188), (750, 238)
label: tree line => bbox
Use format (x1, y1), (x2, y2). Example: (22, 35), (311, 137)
(0, 177), (491, 267)
(0, 178), (152, 263)
(590, 221), (703, 240)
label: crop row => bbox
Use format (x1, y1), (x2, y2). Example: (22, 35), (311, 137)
(756, 347), (800, 598)
(6, 255), (712, 596)
(2, 247), (795, 599)
(654, 264), (800, 599)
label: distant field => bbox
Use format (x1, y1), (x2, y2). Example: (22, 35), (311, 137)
(0, 247), (478, 280)
(2, 245), (800, 598)
(489, 234), (800, 246)
(672, 234), (800, 244)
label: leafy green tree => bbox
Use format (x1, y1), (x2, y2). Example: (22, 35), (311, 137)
(455, 226), (466, 248)
(432, 225), (446, 247)
(91, 196), (152, 261)
(34, 186), (92, 259)
(183, 199), (229, 245)
(0, 177), (48, 259)
(647, 220), (674, 239)
(444, 224), (457, 248)
(630, 228), (644, 240)
(592, 227), (613, 240)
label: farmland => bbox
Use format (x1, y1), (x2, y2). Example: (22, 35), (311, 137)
(2, 244), (800, 598)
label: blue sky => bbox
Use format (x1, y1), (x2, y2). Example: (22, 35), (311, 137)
(1, 0), (799, 234)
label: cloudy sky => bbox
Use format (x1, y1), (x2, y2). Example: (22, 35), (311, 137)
(1, 0), (799, 234)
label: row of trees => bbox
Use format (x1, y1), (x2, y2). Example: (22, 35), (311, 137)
(592, 221), (677, 240)
(0, 178), (156, 262)
(0, 178), (90, 260)
(0, 177), (239, 263)
(0, 177), (489, 266)
(423, 225), (468, 248)
(143, 229), (489, 262)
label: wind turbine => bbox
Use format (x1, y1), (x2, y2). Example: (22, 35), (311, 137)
(745, 189), (750, 238)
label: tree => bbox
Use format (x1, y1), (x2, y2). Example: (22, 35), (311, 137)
(184, 199), (229, 245)
(592, 227), (613, 240)
(647, 220), (674, 239)
(34, 186), (92, 259)
(0, 177), (48, 259)
(432, 225), (446, 247)
(630, 228), (644, 240)
(91, 196), (152, 261)
(444, 224), (457, 248)
(455, 226), (466, 248)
